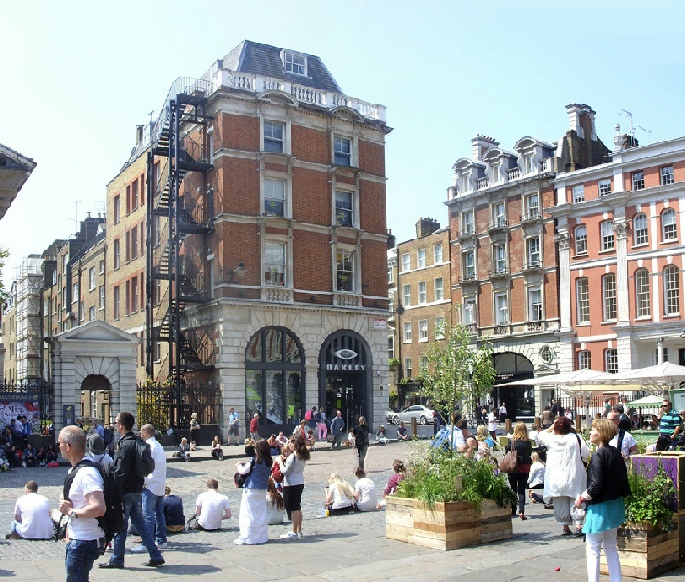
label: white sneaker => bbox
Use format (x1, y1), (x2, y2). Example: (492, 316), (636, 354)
(297, 532), (304, 539)
(234, 539), (245, 545)
(157, 542), (168, 549)
(279, 532), (298, 539)
(130, 544), (146, 553)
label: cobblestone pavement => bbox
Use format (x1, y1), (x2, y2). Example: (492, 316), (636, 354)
(1, 442), (683, 582)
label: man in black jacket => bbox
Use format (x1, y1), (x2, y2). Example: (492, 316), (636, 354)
(99, 412), (165, 569)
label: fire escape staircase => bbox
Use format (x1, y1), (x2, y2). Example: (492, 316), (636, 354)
(146, 84), (214, 383)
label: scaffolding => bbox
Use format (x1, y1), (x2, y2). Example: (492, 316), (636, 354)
(15, 255), (43, 379)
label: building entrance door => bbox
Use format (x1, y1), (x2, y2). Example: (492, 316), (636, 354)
(326, 374), (365, 431)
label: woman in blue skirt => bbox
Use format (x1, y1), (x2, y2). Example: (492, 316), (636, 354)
(575, 419), (631, 582)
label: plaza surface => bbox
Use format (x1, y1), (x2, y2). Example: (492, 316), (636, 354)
(1, 441), (683, 582)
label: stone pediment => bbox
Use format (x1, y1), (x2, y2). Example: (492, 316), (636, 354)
(55, 320), (140, 344)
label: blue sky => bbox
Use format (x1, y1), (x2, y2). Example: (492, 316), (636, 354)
(1, 0), (684, 284)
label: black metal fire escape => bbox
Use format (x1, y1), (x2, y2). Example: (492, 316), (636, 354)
(145, 79), (214, 388)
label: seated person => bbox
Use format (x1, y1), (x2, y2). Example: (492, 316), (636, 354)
(267, 434), (280, 456)
(346, 431), (356, 447)
(45, 444), (57, 463)
(0, 445), (9, 472)
(178, 437), (191, 461)
(353, 468), (378, 511)
(475, 425), (495, 459)
(377, 459), (407, 508)
(275, 431), (288, 450)
(35, 446), (47, 467)
(325, 473), (356, 515)
(195, 479), (231, 530)
(23, 443), (37, 467)
(190, 440), (198, 451)
(646, 435), (672, 453)
(266, 477), (285, 525)
(397, 421), (410, 441)
(305, 430), (316, 449)
(244, 438), (256, 457)
(7, 480), (53, 540)
(211, 436), (224, 460)
(163, 486), (186, 533)
(527, 452), (545, 504)
(376, 425), (388, 444)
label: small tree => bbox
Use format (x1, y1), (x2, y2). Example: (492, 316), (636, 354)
(418, 322), (495, 447)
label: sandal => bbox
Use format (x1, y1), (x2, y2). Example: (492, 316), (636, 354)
(562, 526), (572, 536)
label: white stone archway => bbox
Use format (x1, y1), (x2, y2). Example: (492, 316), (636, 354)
(50, 321), (140, 432)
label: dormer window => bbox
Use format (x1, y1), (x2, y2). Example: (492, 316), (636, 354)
(283, 51), (307, 76)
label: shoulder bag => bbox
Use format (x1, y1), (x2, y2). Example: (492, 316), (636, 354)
(499, 438), (518, 473)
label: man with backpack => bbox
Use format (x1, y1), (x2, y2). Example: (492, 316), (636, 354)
(99, 412), (164, 569)
(57, 425), (106, 581)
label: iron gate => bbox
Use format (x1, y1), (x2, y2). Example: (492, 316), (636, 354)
(0, 379), (54, 435)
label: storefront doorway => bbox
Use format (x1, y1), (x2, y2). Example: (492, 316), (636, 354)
(319, 330), (372, 429)
(492, 352), (534, 420)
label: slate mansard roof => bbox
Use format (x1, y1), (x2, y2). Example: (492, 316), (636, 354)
(219, 40), (343, 94)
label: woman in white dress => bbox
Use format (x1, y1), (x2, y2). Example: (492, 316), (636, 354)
(536, 416), (589, 536)
(234, 439), (272, 545)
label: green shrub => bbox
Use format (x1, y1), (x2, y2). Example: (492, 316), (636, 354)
(625, 465), (676, 532)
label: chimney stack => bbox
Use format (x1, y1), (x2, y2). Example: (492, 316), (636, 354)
(471, 135), (499, 161)
(415, 218), (440, 239)
(566, 104), (597, 141)
(135, 125), (144, 145)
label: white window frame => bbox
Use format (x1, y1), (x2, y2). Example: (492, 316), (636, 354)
(402, 284), (411, 307)
(433, 244), (443, 264)
(434, 277), (443, 301)
(404, 357), (413, 379)
(661, 166), (674, 186)
(403, 322), (412, 343)
(335, 189), (355, 227)
(333, 135), (352, 166)
(575, 225), (587, 254)
(572, 185), (585, 203)
(264, 240), (287, 287)
(463, 250), (475, 278)
(401, 253), (410, 272)
(88, 267), (95, 291)
(576, 277), (590, 324)
(632, 171), (645, 191)
(463, 298), (476, 325)
(633, 213), (648, 246)
(418, 319), (428, 342)
(494, 292), (508, 325)
(417, 248), (426, 269)
(664, 265), (680, 315)
(599, 179), (612, 196)
(526, 236), (541, 267)
(602, 274), (617, 321)
(635, 268), (651, 318)
(601, 221), (615, 251)
(89, 306), (96, 322)
(605, 349), (618, 374)
(264, 177), (287, 217)
(525, 193), (539, 218)
(528, 287), (542, 321)
(662, 208), (677, 241)
(493, 243), (507, 272)
(462, 210), (474, 235)
(263, 120), (285, 153)
(98, 285), (105, 310)
(418, 281), (427, 304)
(335, 248), (356, 293)
(283, 50), (307, 75)
(493, 202), (506, 227)
(578, 350), (591, 370)
(435, 316), (446, 339)
(387, 265), (393, 284)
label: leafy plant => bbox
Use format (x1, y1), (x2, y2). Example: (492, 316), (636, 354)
(625, 465), (676, 532)
(388, 358), (401, 367)
(396, 445), (516, 509)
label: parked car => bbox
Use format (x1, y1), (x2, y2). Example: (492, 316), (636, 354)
(385, 410), (396, 424)
(390, 405), (435, 425)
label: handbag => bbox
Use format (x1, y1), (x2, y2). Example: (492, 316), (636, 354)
(234, 458), (255, 488)
(499, 438), (518, 473)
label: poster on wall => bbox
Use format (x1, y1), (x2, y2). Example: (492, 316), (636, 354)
(0, 401), (40, 432)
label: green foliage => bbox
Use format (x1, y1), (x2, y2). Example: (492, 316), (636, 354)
(418, 321), (495, 425)
(625, 465), (676, 532)
(137, 379), (171, 430)
(388, 358), (401, 367)
(396, 445), (517, 509)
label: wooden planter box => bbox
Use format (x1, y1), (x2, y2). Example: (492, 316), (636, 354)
(600, 520), (680, 579)
(480, 499), (512, 543)
(386, 497), (511, 551)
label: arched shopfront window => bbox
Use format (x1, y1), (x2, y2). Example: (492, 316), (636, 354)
(245, 327), (305, 426)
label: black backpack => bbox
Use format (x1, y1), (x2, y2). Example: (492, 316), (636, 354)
(133, 436), (155, 478)
(63, 460), (125, 548)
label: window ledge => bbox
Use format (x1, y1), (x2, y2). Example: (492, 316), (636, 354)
(660, 239), (679, 245)
(418, 338), (428, 343)
(635, 315), (651, 321)
(598, 249), (615, 255)
(632, 243), (649, 249)
(663, 313), (680, 319)
(601, 319), (618, 325)
(573, 252), (588, 258)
